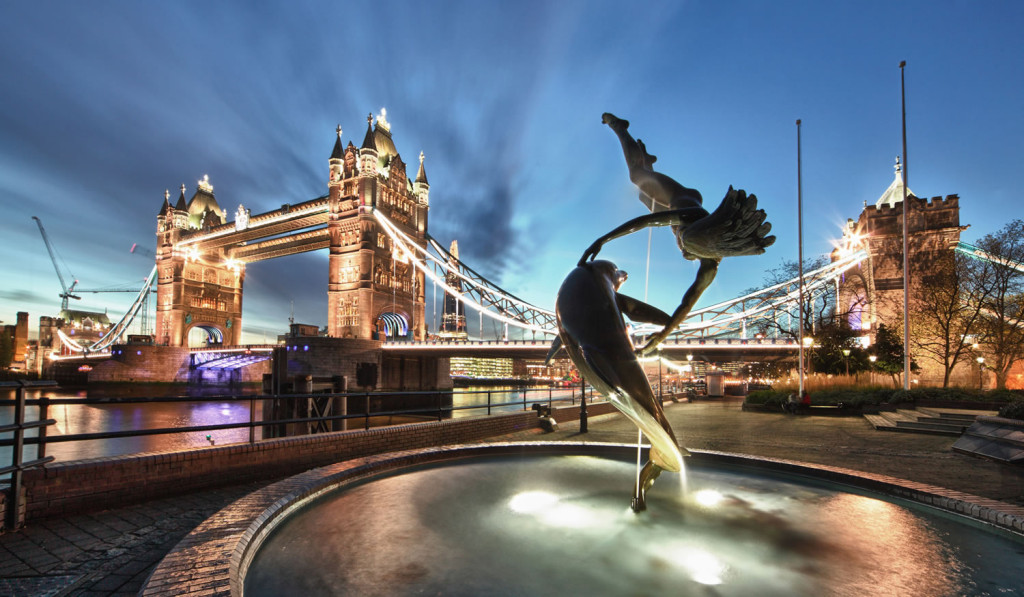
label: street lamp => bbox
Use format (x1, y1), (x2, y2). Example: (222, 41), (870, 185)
(977, 356), (985, 391)
(868, 354), (877, 385)
(803, 336), (814, 375)
(842, 348), (851, 377)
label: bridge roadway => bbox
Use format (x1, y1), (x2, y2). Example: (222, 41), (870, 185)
(380, 337), (800, 361)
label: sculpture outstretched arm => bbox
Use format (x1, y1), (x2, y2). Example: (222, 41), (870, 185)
(578, 208), (707, 265)
(638, 257), (719, 355)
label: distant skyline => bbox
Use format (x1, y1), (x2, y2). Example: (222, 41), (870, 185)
(2, 1), (1022, 342)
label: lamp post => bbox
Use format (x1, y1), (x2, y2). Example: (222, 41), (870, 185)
(803, 336), (814, 376)
(977, 356), (985, 391)
(868, 354), (877, 385)
(796, 119), (806, 398)
(900, 60), (911, 392)
(842, 348), (851, 377)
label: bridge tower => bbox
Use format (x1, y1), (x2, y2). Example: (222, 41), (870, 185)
(835, 159), (965, 336)
(439, 240), (468, 339)
(327, 110), (429, 341)
(155, 178), (244, 347)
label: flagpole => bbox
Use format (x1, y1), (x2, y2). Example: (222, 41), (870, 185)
(900, 60), (910, 391)
(796, 119), (806, 397)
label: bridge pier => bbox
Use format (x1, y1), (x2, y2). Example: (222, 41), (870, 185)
(275, 337), (451, 392)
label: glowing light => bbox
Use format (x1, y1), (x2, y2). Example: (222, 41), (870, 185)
(676, 547), (726, 585)
(507, 491), (597, 528)
(509, 491), (559, 514)
(198, 174), (213, 193)
(693, 489), (725, 507)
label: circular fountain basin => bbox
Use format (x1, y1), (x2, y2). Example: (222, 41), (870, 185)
(240, 447), (1024, 597)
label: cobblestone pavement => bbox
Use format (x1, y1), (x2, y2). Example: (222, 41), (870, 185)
(2, 398), (1022, 596)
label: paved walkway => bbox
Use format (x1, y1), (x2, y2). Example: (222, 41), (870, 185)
(2, 398), (1023, 596)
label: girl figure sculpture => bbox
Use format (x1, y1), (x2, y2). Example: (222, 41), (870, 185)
(581, 113), (775, 354)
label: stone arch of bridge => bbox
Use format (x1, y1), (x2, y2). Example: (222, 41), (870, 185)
(375, 311), (410, 341)
(185, 322), (226, 348)
(838, 269), (873, 333)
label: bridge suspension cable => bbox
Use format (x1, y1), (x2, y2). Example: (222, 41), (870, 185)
(955, 241), (1024, 273)
(55, 265), (158, 355)
(373, 210), (557, 336)
(631, 249), (869, 338)
(375, 208), (869, 340)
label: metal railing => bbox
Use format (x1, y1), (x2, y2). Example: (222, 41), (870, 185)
(1, 383), (600, 467)
(1, 381), (58, 529)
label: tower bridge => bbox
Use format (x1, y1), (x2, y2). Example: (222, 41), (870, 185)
(50, 116), (1006, 391)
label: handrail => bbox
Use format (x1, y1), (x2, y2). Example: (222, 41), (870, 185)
(1, 380), (57, 529)
(2, 385), (598, 450)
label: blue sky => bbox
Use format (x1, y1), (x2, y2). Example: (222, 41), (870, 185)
(2, 1), (1022, 342)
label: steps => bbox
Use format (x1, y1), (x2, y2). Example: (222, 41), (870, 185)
(864, 407), (995, 436)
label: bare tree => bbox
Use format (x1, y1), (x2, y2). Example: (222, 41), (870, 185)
(910, 251), (990, 387)
(973, 220), (1024, 389)
(749, 256), (836, 341)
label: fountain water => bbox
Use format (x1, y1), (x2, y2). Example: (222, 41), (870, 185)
(241, 446), (1024, 596)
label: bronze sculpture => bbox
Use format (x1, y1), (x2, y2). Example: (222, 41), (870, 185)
(547, 260), (686, 511)
(553, 114), (775, 510)
(582, 113), (776, 354)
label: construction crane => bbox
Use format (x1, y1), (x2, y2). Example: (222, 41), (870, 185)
(32, 216), (81, 312)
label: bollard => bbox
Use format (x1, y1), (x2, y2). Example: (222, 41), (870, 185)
(7, 382), (27, 530)
(579, 378), (588, 433)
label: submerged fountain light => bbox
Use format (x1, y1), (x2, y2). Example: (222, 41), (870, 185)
(693, 489), (724, 508)
(674, 546), (727, 586)
(508, 490), (597, 529)
(508, 491), (558, 514)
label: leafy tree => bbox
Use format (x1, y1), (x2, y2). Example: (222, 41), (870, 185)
(871, 323), (911, 387)
(910, 251), (990, 387)
(973, 220), (1024, 389)
(809, 321), (868, 376)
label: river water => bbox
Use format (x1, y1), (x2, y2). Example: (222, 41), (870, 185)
(1, 384), (582, 466)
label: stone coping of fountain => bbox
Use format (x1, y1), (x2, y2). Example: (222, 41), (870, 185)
(139, 441), (1024, 597)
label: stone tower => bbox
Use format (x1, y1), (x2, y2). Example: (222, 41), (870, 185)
(326, 110), (430, 340)
(155, 177), (244, 347)
(835, 159), (966, 336)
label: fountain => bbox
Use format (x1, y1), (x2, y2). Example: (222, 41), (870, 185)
(234, 444), (1023, 596)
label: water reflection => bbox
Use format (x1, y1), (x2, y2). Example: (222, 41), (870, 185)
(451, 386), (581, 418)
(1, 385), (261, 463)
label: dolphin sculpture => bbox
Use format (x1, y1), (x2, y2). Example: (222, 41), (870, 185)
(546, 259), (688, 511)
